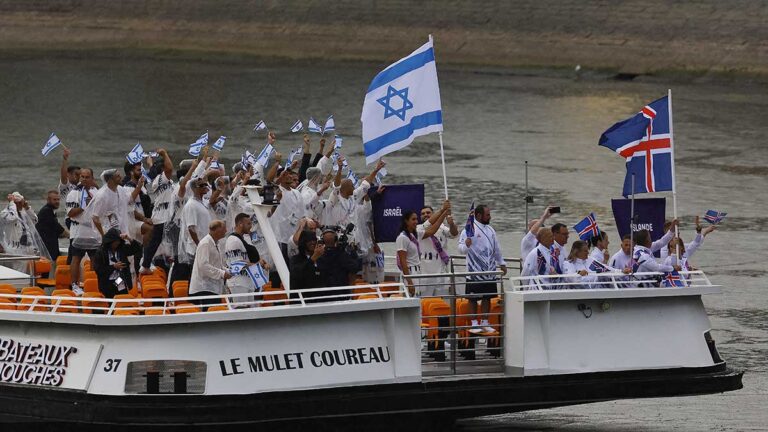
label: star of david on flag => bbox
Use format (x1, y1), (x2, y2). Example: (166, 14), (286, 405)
(189, 132), (208, 157)
(41, 133), (62, 157)
(573, 212), (600, 241)
(255, 143), (275, 168)
(246, 263), (269, 291)
(308, 117), (322, 134)
(212, 136), (226, 152)
(253, 120), (267, 133)
(345, 169), (358, 186)
(290, 120), (304, 133)
(229, 261), (248, 275)
(703, 209), (727, 225)
(323, 115), (335, 135)
(126, 143), (144, 164)
(599, 95), (674, 197)
(361, 38), (443, 165)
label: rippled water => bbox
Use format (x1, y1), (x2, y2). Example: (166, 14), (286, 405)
(0, 56), (766, 430)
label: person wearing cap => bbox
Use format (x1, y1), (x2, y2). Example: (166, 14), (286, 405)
(189, 220), (232, 310)
(92, 228), (142, 299)
(175, 178), (212, 282)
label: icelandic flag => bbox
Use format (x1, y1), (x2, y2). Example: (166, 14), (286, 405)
(550, 245), (562, 274)
(465, 201), (475, 238)
(126, 142), (144, 164)
(703, 209), (727, 225)
(661, 270), (685, 287)
(229, 261), (248, 275)
(573, 212), (600, 241)
(334, 135), (343, 149)
(308, 117), (322, 134)
(246, 263), (269, 291)
(255, 143), (274, 167)
(599, 96), (674, 197)
(361, 38), (443, 165)
(253, 120), (267, 133)
(41, 133), (62, 156)
(290, 120), (304, 133)
(375, 167), (388, 184)
(212, 136), (226, 151)
(189, 132), (208, 156)
(589, 259), (611, 274)
(323, 115), (335, 135)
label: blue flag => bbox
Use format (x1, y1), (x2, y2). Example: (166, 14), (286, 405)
(255, 143), (275, 167)
(599, 96), (674, 197)
(375, 167), (387, 185)
(323, 115), (335, 135)
(361, 38), (443, 165)
(703, 209), (726, 225)
(573, 212), (600, 241)
(212, 136), (226, 151)
(334, 135), (343, 149)
(229, 261), (248, 275)
(245, 263), (269, 291)
(345, 169), (359, 186)
(588, 259), (610, 274)
(308, 117), (322, 134)
(126, 142), (144, 164)
(41, 133), (62, 156)
(465, 201), (475, 238)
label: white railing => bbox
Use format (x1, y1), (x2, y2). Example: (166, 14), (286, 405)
(510, 270), (715, 291)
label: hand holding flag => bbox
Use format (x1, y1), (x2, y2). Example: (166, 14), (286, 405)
(189, 132), (209, 157)
(703, 209), (727, 225)
(465, 201), (475, 238)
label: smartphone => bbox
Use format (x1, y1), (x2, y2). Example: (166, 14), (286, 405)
(550, 206), (561, 214)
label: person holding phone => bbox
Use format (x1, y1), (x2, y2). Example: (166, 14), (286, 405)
(93, 228), (143, 299)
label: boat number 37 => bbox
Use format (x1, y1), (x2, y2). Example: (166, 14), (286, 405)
(104, 358), (122, 372)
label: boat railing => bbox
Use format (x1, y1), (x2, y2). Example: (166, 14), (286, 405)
(509, 270), (716, 291)
(0, 254), (42, 287)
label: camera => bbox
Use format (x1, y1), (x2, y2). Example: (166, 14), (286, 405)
(321, 223), (355, 251)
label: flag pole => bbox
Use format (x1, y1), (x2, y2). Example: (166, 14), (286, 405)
(630, 173), (636, 277)
(668, 89), (680, 261)
(430, 33), (449, 200)
(524, 160), (530, 232)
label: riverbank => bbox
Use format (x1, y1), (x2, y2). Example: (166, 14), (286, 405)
(0, 0), (766, 76)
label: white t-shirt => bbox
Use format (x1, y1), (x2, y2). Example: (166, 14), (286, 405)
(58, 181), (76, 201)
(149, 172), (175, 224)
(224, 234), (253, 292)
(87, 185), (132, 236)
(179, 198), (212, 262)
(520, 231), (537, 260)
(396, 231), (423, 270)
(66, 187), (100, 248)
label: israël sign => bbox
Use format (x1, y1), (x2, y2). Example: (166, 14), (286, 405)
(371, 184), (425, 243)
(0, 337), (101, 390)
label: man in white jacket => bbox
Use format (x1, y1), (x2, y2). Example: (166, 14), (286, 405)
(190, 220), (231, 310)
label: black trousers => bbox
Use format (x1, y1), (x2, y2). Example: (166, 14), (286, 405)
(190, 291), (219, 311)
(141, 223), (165, 269)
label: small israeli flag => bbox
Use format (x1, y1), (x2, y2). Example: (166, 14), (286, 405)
(253, 120), (267, 133)
(210, 160), (221, 170)
(308, 117), (322, 134)
(241, 150), (256, 169)
(323, 115), (335, 135)
(290, 120), (304, 133)
(287, 146), (303, 165)
(346, 169), (359, 186)
(41, 133), (62, 157)
(212, 136), (226, 152)
(229, 261), (248, 275)
(79, 188), (89, 209)
(255, 143), (275, 167)
(361, 38), (443, 164)
(375, 167), (388, 184)
(334, 135), (343, 149)
(126, 142), (144, 164)
(189, 132), (208, 156)
(140, 165), (152, 182)
(246, 263), (269, 291)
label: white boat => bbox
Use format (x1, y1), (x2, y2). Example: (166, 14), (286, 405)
(0, 187), (742, 427)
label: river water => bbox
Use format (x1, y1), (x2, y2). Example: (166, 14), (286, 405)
(0, 56), (766, 430)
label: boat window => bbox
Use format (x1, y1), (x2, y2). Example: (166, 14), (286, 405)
(124, 360), (206, 394)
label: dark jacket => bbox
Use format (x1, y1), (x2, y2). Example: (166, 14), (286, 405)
(35, 203), (64, 260)
(289, 253), (325, 296)
(93, 228), (142, 298)
(317, 246), (359, 288)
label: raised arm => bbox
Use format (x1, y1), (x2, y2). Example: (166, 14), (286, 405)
(363, 160), (386, 185)
(423, 200), (451, 238)
(60, 147), (71, 185)
(333, 156), (344, 188)
(158, 148), (173, 179)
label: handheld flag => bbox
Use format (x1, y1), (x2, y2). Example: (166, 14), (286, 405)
(661, 270), (686, 287)
(308, 117), (322, 134)
(41, 133), (62, 157)
(229, 261), (248, 275)
(375, 167), (388, 184)
(245, 263), (269, 291)
(140, 166), (152, 182)
(588, 259), (611, 274)
(241, 150), (256, 169)
(465, 201), (475, 238)
(361, 38), (443, 165)
(599, 96), (673, 197)
(290, 120), (304, 133)
(703, 210), (727, 225)
(334, 135), (343, 149)
(126, 143), (144, 164)
(323, 115), (335, 135)
(253, 120), (267, 133)
(573, 212), (600, 241)
(255, 143), (275, 167)
(287, 146), (303, 165)
(345, 169), (359, 186)
(550, 246), (562, 274)
(536, 249), (548, 275)
(189, 132), (208, 157)
(212, 136), (226, 152)
(209, 160), (221, 170)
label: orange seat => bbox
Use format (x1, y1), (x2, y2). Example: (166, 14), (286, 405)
(54, 265), (72, 291)
(33, 259), (56, 287)
(82, 260), (92, 272)
(207, 305), (229, 312)
(19, 287), (49, 312)
(357, 294), (379, 300)
(83, 278), (100, 294)
(144, 308), (167, 315)
(56, 255), (68, 266)
(352, 286), (376, 295)
(142, 285), (168, 299)
(262, 284), (287, 306)
(50, 289), (79, 313)
(172, 282), (189, 299)
(175, 302), (200, 314)
(0, 298), (16, 311)
(0, 285), (17, 302)
(81, 292), (108, 314)
(83, 271), (97, 282)
(113, 294), (140, 315)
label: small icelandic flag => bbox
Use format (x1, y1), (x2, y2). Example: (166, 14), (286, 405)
(290, 120), (304, 133)
(573, 212), (601, 241)
(255, 143), (275, 167)
(661, 270), (686, 287)
(334, 135), (343, 149)
(308, 117), (322, 134)
(41, 133), (62, 156)
(126, 142), (144, 164)
(212, 136), (226, 151)
(465, 201), (475, 238)
(189, 132), (208, 156)
(323, 115), (335, 135)
(246, 263), (269, 291)
(588, 259), (610, 274)
(253, 120), (267, 133)
(703, 210), (727, 225)
(375, 167), (388, 184)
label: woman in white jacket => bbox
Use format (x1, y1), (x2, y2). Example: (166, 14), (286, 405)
(561, 240), (598, 289)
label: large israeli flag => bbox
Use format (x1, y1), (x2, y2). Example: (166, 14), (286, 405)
(361, 39), (443, 165)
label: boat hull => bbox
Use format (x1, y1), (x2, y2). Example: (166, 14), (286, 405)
(0, 362), (742, 426)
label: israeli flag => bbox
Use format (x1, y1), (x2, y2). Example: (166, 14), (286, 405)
(346, 169), (358, 186)
(255, 143), (275, 167)
(246, 263), (269, 291)
(229, 261), (248, 275)
(253, 120), (267, 133)
(212, 135), (226, 151)
(334, 135), (343, 149)
(375, 167), (388, 184)
(210, 160), (221, 170)
(126, 142), (144, 164)
(287, 146), (303, 165)
(189, 132), (208, 156)
(361, 38), (443, 165)
(323, 115), (335, 135)
(290, 120), (304, 133)
(241, 150), (256, 169)
(140, 165), (152, 182)
(41, 133), (62, 157)
(308, 117), (322, 134)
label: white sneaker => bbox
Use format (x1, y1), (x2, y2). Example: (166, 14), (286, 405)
(71, 285), (84, 296)
(468, 319), (483, 334)
(480, 319), (497, 334)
